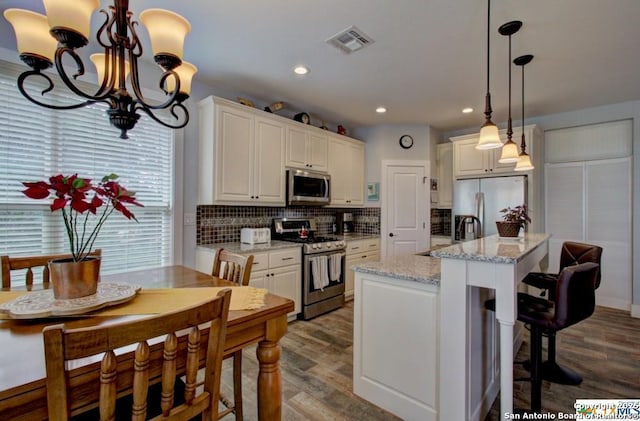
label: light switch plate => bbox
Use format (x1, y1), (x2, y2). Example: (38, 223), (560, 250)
(183, 213), (196, 226)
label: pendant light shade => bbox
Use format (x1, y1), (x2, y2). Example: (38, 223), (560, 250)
(514, 54), (534, 171)
(476, 0), (502, 150)
(498, 21), (522, 164)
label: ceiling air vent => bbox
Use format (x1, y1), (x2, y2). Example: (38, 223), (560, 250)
(326, 25), (374, 54)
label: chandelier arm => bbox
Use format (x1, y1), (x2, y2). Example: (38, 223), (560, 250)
(17, 71), (107, 110)
(127, 16), (143, 58)
(137, 102), (189, 130)
(54, 48), (112, 102)
(130, 69), (182, 111)
(96, 8), (116, 49)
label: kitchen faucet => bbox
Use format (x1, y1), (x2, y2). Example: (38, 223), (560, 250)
(456, 215), (482, 240)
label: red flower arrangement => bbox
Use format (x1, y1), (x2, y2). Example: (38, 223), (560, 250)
(22, 173), (143, 262)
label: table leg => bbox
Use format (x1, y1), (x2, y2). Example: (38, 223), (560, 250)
(256, 315), (288, 421)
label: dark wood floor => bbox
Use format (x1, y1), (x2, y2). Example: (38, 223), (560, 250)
(219, 301), (640, 420)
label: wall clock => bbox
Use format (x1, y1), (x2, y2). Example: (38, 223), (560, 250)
(294, 112), (310, 124)
(399, 134), (414, 149)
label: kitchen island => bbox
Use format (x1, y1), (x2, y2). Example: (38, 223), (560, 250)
(351, 233), (549, 421)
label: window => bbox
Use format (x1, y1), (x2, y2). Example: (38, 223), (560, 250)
(0, 61), (174, 283)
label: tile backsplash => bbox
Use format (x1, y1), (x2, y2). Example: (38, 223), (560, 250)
(197, 206), (380, 245)
(431, 208), (451, 236)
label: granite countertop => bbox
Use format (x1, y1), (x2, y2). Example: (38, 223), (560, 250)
(429, 233), (551, 264)
(351, 255), (441, 286)
(197, 240), (302, 254)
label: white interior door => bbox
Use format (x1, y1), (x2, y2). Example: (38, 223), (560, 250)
(382, 160), (429, 257)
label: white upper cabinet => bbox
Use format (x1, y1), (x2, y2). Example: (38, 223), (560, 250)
(286, 126), (328, 172)
(198, 96), (286, 205)
(451, 125), (540, 178)
(328, 135), (364, 206)
(436, 143), (453, 208)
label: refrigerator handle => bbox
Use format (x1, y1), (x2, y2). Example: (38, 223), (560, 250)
(476, 192), (484, 238)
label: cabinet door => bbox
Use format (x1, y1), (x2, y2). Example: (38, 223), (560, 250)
(437, 143), (453, 207)
(454, 138), (489, 177)
(254, 117), (286, 204)
(215, 105), (254, 202)
(269, 265), (301, 315)
(308, 132), (328, 172)
(328, 137), (349, 204)
(346, 142), (365, 205)
(285, 126), (309, 169)
(249, 270), (268, 289)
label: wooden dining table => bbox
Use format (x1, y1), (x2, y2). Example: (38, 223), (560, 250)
(0, 265), (294, 420)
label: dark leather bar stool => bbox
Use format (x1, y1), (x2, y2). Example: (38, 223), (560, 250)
(522, 242), (602, 385)
(517, 262), (600, 412)
(485, 262), (600, 413)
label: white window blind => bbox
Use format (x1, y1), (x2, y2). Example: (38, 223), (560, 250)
(0, 61), (174, 284)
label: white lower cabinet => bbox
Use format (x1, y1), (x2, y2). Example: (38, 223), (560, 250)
(195, 246), (301, 318)
(353, 273), (439, 421)
(250, 248), (301, 318)
(345, 238), (380, 300)
(353, 271), (504, 421)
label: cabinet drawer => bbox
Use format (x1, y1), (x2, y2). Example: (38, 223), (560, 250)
(269, 248), (301, 268)
(347, 238), (380, 254)
(250, 252), (269, 272)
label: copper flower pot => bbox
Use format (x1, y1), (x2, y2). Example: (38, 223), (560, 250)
(49, 257), (101, 299)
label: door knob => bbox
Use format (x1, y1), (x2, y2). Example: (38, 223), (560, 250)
(389, 233), (394, 237)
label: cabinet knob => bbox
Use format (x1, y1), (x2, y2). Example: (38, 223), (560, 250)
(484, 169), (488, 172)
(389, 232), (394, 237)
(489, 168), (493, 172)
(251, 195), (255, 199)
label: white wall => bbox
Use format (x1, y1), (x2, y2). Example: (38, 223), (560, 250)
(351, 124), (435, 208)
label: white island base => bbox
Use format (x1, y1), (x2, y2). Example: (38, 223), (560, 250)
(352, 234), (549, 421)
(352, 254), (516, 421)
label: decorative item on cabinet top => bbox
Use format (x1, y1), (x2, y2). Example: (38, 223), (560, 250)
(264, 101), (285, 113)
(294, 112), (311, 124)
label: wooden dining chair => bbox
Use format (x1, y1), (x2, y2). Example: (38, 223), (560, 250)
(211, 249), (254, 420)
(43, 288), (232, 421)
(1, 249), (102, 290)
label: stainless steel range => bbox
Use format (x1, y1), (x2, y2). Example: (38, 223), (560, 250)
(272, 217), (346, 320)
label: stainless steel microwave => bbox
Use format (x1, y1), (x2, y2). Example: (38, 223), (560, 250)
(286, 169), (330, 206)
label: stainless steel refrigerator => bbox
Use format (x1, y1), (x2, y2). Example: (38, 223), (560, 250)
(452, 175), (527, 242)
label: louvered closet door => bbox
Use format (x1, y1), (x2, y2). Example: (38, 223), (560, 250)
(545, 163), (584, 272)
(545, 158), (632, 310)
(585, 158), (632, 309)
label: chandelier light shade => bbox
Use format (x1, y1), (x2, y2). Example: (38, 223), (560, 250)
(498, 20), (522, 164)
(165, 61), (198, 100)
(476, 0), (502, 150)
(514, 54), (535, 172)
(2, 0), (196, 139)
(42, 0), (99, 44)
(3, 10), (57, 65)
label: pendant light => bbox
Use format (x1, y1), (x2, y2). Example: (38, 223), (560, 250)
(514, 54), (534, 171)
(497, 21), (522, 163)
(476, 0), (502, 150)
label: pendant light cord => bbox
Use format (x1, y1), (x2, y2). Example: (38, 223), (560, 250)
(486, 0), (491, 94)
(520, 62), (526, 153)
(507, 33), (512, 139)
(483, 0), (493, 121)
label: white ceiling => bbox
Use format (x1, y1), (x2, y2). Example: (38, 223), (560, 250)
(1, 0), (639, 132)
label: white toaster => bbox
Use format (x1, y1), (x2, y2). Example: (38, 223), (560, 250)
(241, 228), (271, 244)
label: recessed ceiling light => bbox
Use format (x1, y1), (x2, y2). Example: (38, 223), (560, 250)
(462, 107), (473, 114)
(293, 65), (309, 75)
(376, 106), (387, 113)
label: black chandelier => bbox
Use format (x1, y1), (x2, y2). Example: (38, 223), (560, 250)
(4, 0), (196, 139)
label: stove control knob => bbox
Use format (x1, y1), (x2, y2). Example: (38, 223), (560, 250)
(326, 243), (333, 248)
(312, 244), (319, 249)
